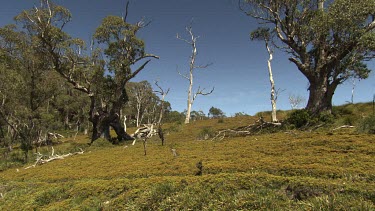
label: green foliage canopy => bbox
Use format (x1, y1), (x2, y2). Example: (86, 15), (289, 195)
(242, 0), (375, 114)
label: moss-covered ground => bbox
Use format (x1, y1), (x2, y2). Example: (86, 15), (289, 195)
(1, 104), (375, 210)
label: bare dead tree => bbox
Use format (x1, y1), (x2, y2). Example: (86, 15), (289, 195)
(177, 23), (214, 124)
(288, 94), (306, 110)
(154, 80), (170, 146)
(251, 28), (278, 122)
(154, 81), (170, 125)
(131, 124), (157, 155)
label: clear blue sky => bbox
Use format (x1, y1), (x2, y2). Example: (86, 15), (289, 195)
(1, 0), (374, 116)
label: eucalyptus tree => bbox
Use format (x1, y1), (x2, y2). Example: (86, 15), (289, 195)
(241, 0), (375, 115)
(127, 81), (154, 127)
(14, 0), (158, 143)
(0, 23), (63, 161)
(208, 107), (225, 119)
(251, 27), (278, 122)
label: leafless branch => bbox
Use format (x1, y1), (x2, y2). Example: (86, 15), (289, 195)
(131, 53), (159, 65)
(194, 62), (213, 69)
(178, 70), (190, 80)
(193, 86), (214, 101)
(154, 80), (170, 96)
(126, 59), (151, 82)
(123, 1), (130, 22)
(274, 88), (285, 102)
(176, 33), (192, 44)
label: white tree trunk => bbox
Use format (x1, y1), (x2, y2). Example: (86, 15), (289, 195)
(178, 25), (213, 124)
(185, 70), (194, 124)
(266, 43), (277, 122)
(123, 115), (127, 132)
(136, 96), (141, 127)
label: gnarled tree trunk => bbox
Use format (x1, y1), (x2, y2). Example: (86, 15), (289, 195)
(306, 76), (338, 115)
(89, 97), (134, 144)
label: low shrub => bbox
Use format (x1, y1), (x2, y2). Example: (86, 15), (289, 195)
(332, 105), (354, 116)
(286, 109), (311, 128)
(196, 127), (216, 140)
(342, 116), (357, 126)
(317, 111), (335, 124)
(357, 115), (375, 134)
(90, 138), (115, 148)
(165, 122), (183, 133)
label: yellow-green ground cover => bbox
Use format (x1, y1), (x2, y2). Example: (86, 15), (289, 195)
(1, 113), (375, 210)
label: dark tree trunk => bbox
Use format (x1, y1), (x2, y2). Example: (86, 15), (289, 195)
(89, 96), (134, 144)
(90, 112), (134, 144)
(305, 76), (338, 115)
(110, 117), (134, 142)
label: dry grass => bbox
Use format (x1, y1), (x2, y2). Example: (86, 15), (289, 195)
(1, 110), (375, 210)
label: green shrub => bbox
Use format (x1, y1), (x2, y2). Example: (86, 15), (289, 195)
(217, 118), (225, 123)
(317, 111), (335, 124)
(357, 116), (375, 134)
(165, 122), (183, 133)
(90, 138), (114, 148)
(197, 127), (216, 140)
(286, 109), (311, 128)
(342, 116), (357, 126)
(333, 105), (354, 116)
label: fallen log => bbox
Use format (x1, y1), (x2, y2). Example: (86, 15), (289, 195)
(24, 147), (84, 169)
(211, 119), (282, 141)
(332, 125), (355, 131)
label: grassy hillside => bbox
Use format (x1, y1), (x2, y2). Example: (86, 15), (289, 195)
(1, 103), (375, 210)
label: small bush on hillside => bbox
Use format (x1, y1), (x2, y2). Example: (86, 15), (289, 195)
(90, 138), (114, 148)
(217, 118), (225, 123)
(332, 105), (354, 116)
(287, 109), (311, 128)
(165, 122), (183, 133)
(287, 109), (336, 129)
(357, 116), (375, 134)
(197, 127), (216, 140)
(342, 116), (357, 126)
(317, 111), (335, 124)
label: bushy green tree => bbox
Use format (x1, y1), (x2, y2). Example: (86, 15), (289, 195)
(208, 107), (225, 119)
(12, 0), (158, 144)
(0, 22), (64, 161)
(241, 0), (375, 115)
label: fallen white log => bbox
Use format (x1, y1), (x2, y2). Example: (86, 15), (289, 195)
(332, 125), (355, 131)
(24, 147), (84, 169)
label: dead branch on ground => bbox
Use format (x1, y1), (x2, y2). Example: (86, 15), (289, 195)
(211, 118), (282, 141)
(24, 147), (84, 169)
(332, 125), (355, 131)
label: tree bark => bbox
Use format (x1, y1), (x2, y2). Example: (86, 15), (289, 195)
(184, 40), (195, 124)
(185, 72), (193, 124)
(178, 25), (213, 124)
(89, 97), (134, 144)
(306, 76), (338, 115)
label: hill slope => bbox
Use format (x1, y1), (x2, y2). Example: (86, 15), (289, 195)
(1, 106), (375, 210)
